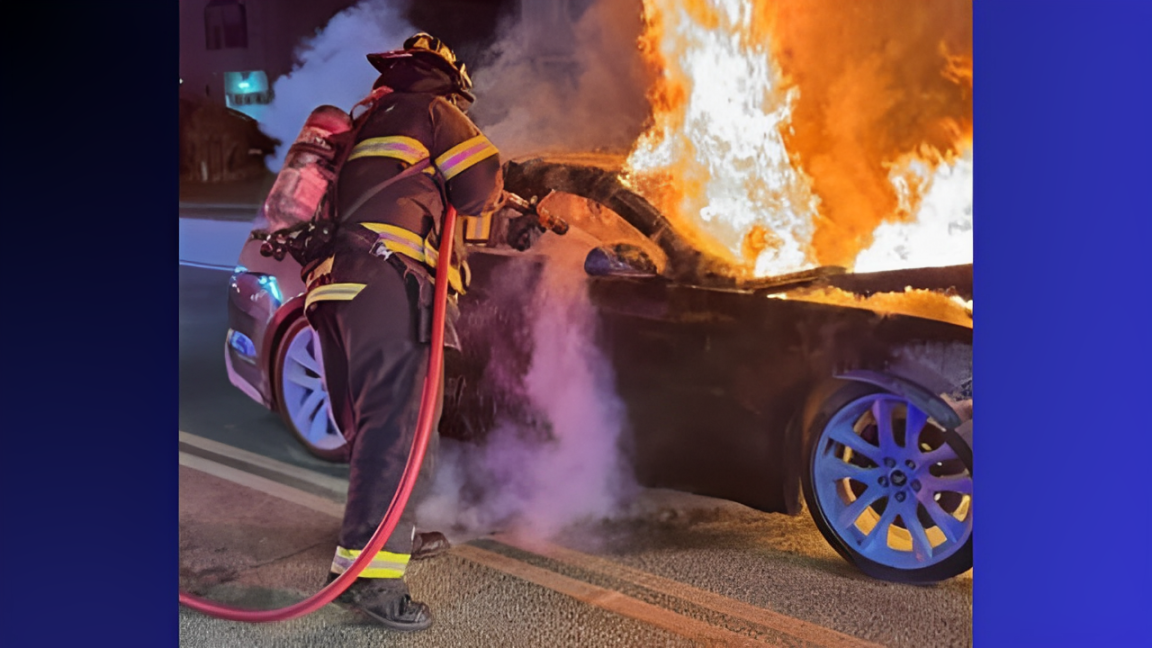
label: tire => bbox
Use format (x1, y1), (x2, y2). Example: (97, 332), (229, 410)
(272, 316), (348, 462)
(801, 381), (972, 583)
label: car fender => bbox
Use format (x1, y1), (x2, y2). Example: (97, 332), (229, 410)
(261, 295), (306, 410)
(835, 369), (972, 472)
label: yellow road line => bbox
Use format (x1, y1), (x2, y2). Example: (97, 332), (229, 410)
(455, 544), (768, 647)
(495, 534), (884, 648)
(179, 448), (881, 646)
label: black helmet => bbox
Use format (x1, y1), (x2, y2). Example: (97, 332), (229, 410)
(367, 33), (475, 106)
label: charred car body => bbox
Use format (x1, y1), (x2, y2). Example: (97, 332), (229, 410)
(226, 156), (974, 584)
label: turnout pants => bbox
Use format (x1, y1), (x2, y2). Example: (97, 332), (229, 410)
(305, 245), (441, 580)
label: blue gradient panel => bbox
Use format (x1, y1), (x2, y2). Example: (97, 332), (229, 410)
(1, 2), (177, 646)
(976, 1), (1149, 644)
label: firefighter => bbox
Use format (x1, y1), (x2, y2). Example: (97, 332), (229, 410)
(303, 33), (543, 630)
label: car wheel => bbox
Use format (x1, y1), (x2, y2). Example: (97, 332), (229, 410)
(272, 316), (348, 461)
(801, 381), (972, 583)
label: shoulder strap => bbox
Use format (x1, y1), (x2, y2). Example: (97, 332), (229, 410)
(339, 157), (433, 223)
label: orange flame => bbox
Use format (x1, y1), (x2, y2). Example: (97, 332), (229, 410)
(626, 0), (973, 275)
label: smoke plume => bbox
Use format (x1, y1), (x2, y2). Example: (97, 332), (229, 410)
(761, 0), (973, 267)
(259, 0), (653, 170)
(466, 0), (654, 158)
(417, 231), (637, 540)
(258, 1), (417, 172)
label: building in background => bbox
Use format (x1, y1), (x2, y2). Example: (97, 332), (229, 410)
(178, 0), (555, 181)
(180, 0), (361, 120)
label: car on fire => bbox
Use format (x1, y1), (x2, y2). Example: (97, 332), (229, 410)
(225, 154), (974, 584)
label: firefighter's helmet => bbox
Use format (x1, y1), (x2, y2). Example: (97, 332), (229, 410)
(367, 33), (475, 106)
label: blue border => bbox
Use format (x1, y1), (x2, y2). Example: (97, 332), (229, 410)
(977, 1), (1150, 644)
(1, 2), (177, 645)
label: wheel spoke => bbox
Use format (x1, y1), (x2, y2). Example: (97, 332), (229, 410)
(827, 422), (882, 464)
(872, 398), (897, 455)
(901, 499), (934, 562)
(816, 459), (878, 483)
(289, 344), (322, 374)
(300, 388), (325, 421)
(904, 403), (929, 452)
(918, 493), (967, 543)
(307, 396), (329, 440)
(837, 487), (884, 530)
(857, 500), (899, 554)
(922, 473), (973, 495)
(920, 442), (959, 465)
(285, 364), (322, 391)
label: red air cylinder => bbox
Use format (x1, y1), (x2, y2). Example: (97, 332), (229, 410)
(263, 105), (353, 233)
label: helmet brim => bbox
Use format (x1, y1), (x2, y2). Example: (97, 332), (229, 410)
(366, 50), (475, 103)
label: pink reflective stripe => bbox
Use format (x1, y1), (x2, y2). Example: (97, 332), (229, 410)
(436, 138), (498, 180)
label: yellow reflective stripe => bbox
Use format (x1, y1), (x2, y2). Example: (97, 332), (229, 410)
(331, 547), (410, 579)
(361, 222), (424, 247)
(462, 214), (491, 242)
(304, 283), (365, 309)
(347, 136), (430, 164)
(435, 135), (499, 181)
(360, 223), (467, 294)
(306, 256), (335, 285)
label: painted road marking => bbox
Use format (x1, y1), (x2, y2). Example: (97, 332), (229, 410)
(455, 544), (768, 647)
(179, 451), (344, 519)
(495, 534), (884, 648)
(179, 431), (348, 498)
(179, 448), (877, 646)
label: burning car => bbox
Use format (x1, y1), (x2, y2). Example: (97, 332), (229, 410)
(225, 155), (973, 584)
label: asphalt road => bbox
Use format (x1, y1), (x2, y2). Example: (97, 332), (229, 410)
(178, 214), (972, 647)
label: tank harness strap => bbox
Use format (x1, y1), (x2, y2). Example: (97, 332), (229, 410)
(339, 143), (436, 224)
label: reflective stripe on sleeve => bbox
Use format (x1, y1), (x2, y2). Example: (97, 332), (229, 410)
(304, 282), (366, 309)
(461, 214), (492, 243)
(331, 546), (410, 579)
(347, 136), (431, 165)
(434, 135), (499, 181)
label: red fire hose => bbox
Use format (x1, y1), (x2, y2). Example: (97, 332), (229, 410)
(178, 206), (460, 622)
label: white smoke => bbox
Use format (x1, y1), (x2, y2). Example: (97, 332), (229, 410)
(468, 0), (652, 159)
(417, 231), (638, 540)
(258, 0), (650, 169)
(258, 1), (417, 172)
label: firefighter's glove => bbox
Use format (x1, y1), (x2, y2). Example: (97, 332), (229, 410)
(506, 213), (546, 252)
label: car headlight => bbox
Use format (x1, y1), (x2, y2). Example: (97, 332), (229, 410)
(228, 329), (257, 359)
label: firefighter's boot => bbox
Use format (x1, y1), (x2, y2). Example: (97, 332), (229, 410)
(412, 532), (451, 560)
(329, 575), (433, 631)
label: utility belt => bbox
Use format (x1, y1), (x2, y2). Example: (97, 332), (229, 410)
(303, 223), (464, 349)
(305, 223), (467, 293)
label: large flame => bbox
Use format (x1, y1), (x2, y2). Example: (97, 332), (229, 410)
(626, 0), (973, 276)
